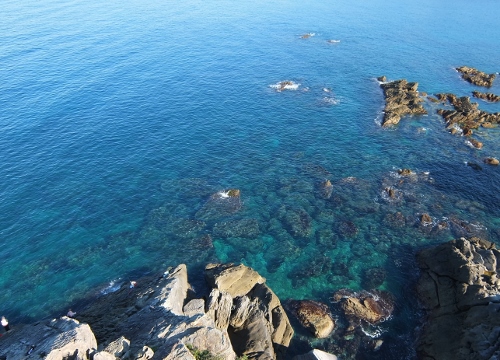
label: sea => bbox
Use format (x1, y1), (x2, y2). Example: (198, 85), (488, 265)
(1, 0), (499, 358)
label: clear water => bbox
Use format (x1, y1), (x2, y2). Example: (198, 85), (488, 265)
(1, 0), (500, 358)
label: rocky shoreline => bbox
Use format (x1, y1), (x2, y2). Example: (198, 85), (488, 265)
(2, 237), (498, 359)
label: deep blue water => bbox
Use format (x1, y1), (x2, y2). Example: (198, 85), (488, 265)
(1, 0), (500, 358)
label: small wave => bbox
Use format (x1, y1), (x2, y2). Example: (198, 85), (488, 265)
(269, 81), (300, 91)
(321, 96), (339, 105)
(300, 33), (315, 39)
(361, 323), (386, 338)
(327, 39), (340, 44)
(100, 278), (123, 295)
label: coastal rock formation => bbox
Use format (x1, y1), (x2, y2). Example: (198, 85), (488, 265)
(0, 317), (97, 359)
(472, 91), (500, 102)
(0, 264), (294, 360)
(456, 66), (496, 87)
(435, 93), (500, 137)
(379, 79), (427, 126)
(287, 300), (335, 338)
(416, 237), (500, 360)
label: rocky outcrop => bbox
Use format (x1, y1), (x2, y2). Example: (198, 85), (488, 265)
(456, 66), (496, 87)
(435, 93), (500, 140)
(0, 317), (97, 360)
(205, 263), (294, 359)
(472, 91), (500, 102)
(287, 300), (335, 338)
(0, 264), (293, 360)
(379, 79), (427, 126)
(417, 237), (500, 360)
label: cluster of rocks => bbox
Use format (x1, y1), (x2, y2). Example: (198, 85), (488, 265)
(472, 91), (500, 102)
(434, 93), (500, 138)
(0, 263), (340, 360)
(456, 66), (496, 87)
(416, 237), (500, 360)
(378, 79), (427, 126)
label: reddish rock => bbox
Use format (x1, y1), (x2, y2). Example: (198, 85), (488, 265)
(288, 300), (335, 338)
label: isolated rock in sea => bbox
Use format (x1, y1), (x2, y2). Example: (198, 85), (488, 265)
(472, 91), (500, 102)
(456, 66), (496, 87)
(332, 289), (394, 329)
(468, 138), (483, 149)
(484, 157), (499, 165)
(0, 317), (97, 359)
(377, 75), (387, 82)
(287, 300), (335, 338)
(270, 80), (300, 92)
(417, 237), (500, 360)
(379, 79), (427, 126)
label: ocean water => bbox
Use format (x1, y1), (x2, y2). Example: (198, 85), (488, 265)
(1, 0), (499, 358)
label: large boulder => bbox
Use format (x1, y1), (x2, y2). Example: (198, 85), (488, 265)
(205, 263), (266, 298)
(417, 237), (500, 360)
(287, 300), (335, 338)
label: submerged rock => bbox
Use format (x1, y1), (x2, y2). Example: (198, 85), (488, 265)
(417, 237), (500, 360)
(456, 66), (496, 87)
(318, 179), (333, 199)
(287, 300), (335, 338)
(379, 79), (427, 126)
(195, 190), (243, 221)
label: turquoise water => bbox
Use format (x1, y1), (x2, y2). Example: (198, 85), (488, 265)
(1, 0), (500, 358)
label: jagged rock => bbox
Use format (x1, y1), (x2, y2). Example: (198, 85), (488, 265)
(206, 289), (233, 330)
(472, 91), (500, 102)
(380, 79), (427, 126)
(456, 66), (496, 87)
(417, 237), (500, 360)
(205, 263), (266, 298)
(293, 349), (338, 360)
(436, 93), (500, 137)
(103, 336), (130, 358)
(377, 76), (387, 82)
(287, 300), (335, 338)
(484, 157), (499, 165)
(0, 317), (97, 360)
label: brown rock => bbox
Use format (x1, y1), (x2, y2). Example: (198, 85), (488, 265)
(472, 91), (500, 102)
(468, 138), (483, 149)
(380, 79), (427, 126)
(398, 168), (413, 176)
(456, 66), (496, 87)
(420, 213), (432, 226)
(377, 76), (387, 82)
(484, 157), (499, 165)
(338, 291), (394, 325)
(288, 300), (335, 338)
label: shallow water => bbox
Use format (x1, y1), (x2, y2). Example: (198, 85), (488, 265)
(1, 0), (500, 358)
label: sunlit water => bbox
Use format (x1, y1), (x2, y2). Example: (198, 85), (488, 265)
(1, 0), (499, 358)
